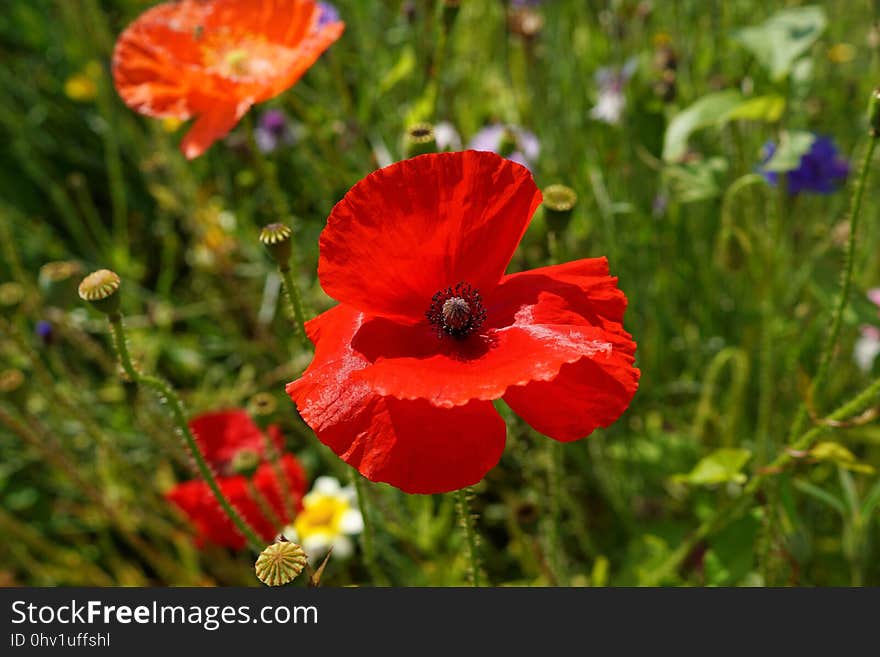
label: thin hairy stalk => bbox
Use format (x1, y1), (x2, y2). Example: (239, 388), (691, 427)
(107, 314), (264, 552)
(546, 441), (568, 585)
(278, 265), (311, 350)
(454, 487), (484, 587)
(351, 472), (387, 585)
(789, 134), (878, 440)
(645, 375), (880, 585)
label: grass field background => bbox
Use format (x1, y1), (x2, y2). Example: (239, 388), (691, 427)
(2, 0), (880, 586)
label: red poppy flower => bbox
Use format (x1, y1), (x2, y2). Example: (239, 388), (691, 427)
(166, 409), (307, 549)
(189, 408), (283, 476)
(286, 151), (639, 494)
(112, 0), (344, 159)
(167, 455), (306, 549)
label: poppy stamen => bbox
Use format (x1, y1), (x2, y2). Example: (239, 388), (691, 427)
(427, 282), (487, 339)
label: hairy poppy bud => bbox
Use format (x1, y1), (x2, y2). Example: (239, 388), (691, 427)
(869, 87), (880, 138)
(442, 0), (460, 33)
(78, 269), (121, 317)
(0, 282), (24, 310)
(259, 223), (293, 270)
(255, 540), (308, 586)
(39, 260), (83, 309)
(248, 392), (278, 417)
(404, 123), (437, 158)
(231, 448), (261, 477)
(508, 7), (544, 40)
(542, 184), (578, 233)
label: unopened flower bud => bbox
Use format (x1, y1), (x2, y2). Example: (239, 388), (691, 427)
(231, 448), (261, 477)
(0, 369), (25, 394)
(259, 223), (293, 270)
(508, 7), (544, 40)
(0, 282), (24, 309)
(869, 87), (880, 138)
(255, 540), (308, 586)
(248, 392), (278, 417)
(442, 0), (460, 33)
(497, 127), (519, 158)
(78, 269), (121, 317)
(404, 123), (437, 158)
(542, 184), (578, 233)
(39, 260), (83, 308)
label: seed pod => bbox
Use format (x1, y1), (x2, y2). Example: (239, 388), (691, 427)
(259, 223), (293, 270)
(255, 540), (308, 586)
(78, 269), (121, 316)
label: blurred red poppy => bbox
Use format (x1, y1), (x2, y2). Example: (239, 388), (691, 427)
(287, 151), (640, 494)
(112, 0), (344, 158)
(167, 410), (306, 549)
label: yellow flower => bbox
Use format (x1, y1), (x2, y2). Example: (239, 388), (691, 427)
(64, 60), (103, 102)
(283, 477), (363, 561)
(162, 117), (184, 133)
(65, 74), (97, 102)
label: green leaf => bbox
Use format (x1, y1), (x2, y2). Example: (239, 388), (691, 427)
(665, 156), (729, 203)
(705, 510), (762, 585)
(721, 95), (786, 122)
(379, 46), (416, 94)
(662, 90), (742, 161)
(809, 441), (876, 475)
(762, 130), (816, 172)
(672, 448), (752, 486)
(733, 6), (827, 80)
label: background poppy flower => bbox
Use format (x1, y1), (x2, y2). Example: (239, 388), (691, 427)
(112, 0), (344, 159)
(189, 408), (283, 476)
(166, 409), (307, 549)
(287, 151), (639, 494)
(167, 455), (306, 549)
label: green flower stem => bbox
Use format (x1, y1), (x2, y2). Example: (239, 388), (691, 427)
(789, 133), (878, 440)
(278, 265), (311, 351)
(454, 487), (483, 587)
(351, 472), (386, 585)
(107, 314), (264, 552)
(546, 440), (568, 585)
(645, 375), (880, 586)
(261, 432), (296, 521)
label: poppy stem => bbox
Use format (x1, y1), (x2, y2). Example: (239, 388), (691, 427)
(454, 487), (483, 586)
(278, 265), (312, 350)
(546, 441), (568, 585)
(351, 473), (386, 585)
(644, 374), (880, 585)
(788, 129), (879, 441)
(106, 313), (265, 552)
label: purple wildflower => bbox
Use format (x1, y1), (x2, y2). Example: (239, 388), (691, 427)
(759, 135), (849, 195)
(317, 2), (340, 28)
(35, 320), (53, 346)
(468, 123), (540, 170)
(591, 58), (637, 125)
(255, 108), (295, 153)
(434, 121), (462, 151)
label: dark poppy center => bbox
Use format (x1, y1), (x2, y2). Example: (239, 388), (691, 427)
(426, 282), (487, 339)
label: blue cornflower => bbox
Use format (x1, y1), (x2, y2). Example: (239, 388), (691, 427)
(35, 320), (53, 346)
(759, 135), (849, 195)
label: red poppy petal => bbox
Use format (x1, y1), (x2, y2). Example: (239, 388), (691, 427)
(253, 454), (308, 519)
(112, 2), (212, 119)
(318, 151), (543, 324)
(503, 344), (639, 442)
(180, 100), (251, 159)
(287, 305), (507, 493)
(347, 257), (635, 408)
(189, 408), (267, 472)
